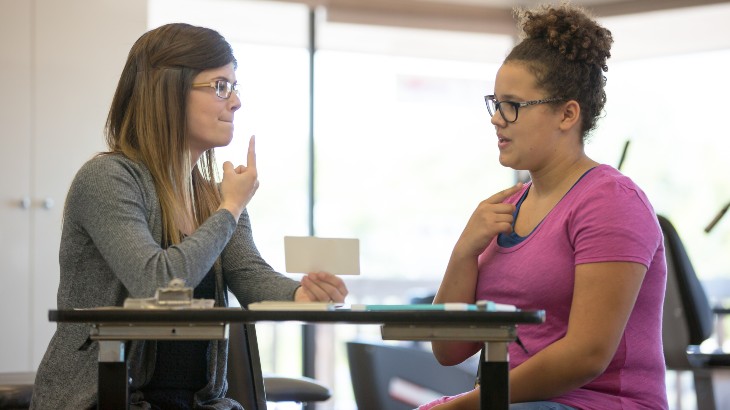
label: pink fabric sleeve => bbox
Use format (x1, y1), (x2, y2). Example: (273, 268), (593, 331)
(417, 391), (472, 409)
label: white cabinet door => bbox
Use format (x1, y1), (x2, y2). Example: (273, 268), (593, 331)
(28, 0), (148, 369)
(0, 0), (147, 372)
(0, 0), (33, 372)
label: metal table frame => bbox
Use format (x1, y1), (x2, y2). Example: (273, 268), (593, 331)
(49, 308), (545, 410)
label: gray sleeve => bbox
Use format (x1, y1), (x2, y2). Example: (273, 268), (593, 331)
(222, 209), (300, 307)
(65, 156), (237, 298)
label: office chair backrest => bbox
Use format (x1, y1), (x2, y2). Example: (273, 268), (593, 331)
(658, 215), (714, 369)
(347, 341), (477, 410)
(227, 322), (268, 410)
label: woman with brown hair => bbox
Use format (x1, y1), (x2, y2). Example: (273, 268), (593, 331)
(31, 23), (347, 409)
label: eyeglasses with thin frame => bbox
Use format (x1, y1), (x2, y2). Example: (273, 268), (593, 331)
(192, 79), (239, 99)
(484, 95), (563, 123)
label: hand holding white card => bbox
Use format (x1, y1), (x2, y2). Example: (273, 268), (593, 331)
(284, 236), (360, 275)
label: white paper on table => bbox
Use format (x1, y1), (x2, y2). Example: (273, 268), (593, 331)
(284, 236), (360, 275)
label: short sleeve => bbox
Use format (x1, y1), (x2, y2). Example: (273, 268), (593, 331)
(569, 174), (661, 268)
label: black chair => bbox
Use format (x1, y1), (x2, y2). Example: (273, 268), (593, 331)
(226, 322), (331, 409)
(346, 340), (478, 410)
(659, 215), (730, 410)
(0, 372), (34, 410)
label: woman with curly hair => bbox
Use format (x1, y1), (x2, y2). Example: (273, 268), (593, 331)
(422, 4), (667, 410)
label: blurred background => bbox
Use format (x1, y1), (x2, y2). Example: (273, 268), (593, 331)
(2, 0), (730, 408)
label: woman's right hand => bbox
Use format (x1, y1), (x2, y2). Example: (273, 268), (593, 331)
(433, 184), (523, 365)
(453, 183), (523, 258)
(218, 135), (259, 220)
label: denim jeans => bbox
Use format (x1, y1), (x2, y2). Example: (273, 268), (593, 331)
(510, 402), (577, 410)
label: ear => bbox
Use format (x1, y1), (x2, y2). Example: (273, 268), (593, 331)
(558, 100), (581, 131)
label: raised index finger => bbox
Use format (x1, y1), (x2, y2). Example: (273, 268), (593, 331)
(486, 182), (524, 204)
(246, 135), (257, 169)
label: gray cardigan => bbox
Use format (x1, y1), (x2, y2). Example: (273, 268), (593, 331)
(30, 154), (300, 409)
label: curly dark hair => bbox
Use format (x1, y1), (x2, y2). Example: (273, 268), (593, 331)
(505, 3), (613, 139)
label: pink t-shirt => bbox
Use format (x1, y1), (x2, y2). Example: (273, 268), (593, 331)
(475, 165), (667, 409)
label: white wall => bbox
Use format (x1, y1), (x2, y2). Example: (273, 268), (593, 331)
(0, 0), (148, 372)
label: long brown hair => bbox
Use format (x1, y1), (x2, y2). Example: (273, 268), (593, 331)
(105, 23), (237, 246)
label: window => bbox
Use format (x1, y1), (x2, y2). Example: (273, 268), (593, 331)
(596, 4), (730, 299)
(314, 21), (514, 408)
(314, 24), (514, 281)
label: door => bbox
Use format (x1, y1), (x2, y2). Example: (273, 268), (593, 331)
(0, 0), (148, 372)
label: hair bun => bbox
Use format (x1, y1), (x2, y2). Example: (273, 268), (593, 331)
(517, 4), (613, 72)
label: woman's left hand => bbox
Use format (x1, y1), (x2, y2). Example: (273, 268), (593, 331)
(294, 272), (348, 303)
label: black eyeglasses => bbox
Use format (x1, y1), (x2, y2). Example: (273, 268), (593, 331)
(192, 79), (239, 99)
(484, 95), (563, 123)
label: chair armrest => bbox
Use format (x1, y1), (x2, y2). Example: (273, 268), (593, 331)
(0, 372), (35, 408)
(263, 375), (331, 402)
(687, 345), (730, 367)
(712, 307), (730, 316)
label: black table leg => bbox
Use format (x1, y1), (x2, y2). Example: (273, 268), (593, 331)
(98, 340), (128, 410)
(481, 341), (509, 410)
